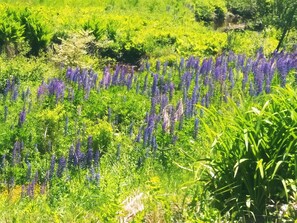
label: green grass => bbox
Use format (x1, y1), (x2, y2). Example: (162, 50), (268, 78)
(0, 0), (296, 222)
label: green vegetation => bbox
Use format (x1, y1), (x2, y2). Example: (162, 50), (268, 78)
(0, 0), (296, 222)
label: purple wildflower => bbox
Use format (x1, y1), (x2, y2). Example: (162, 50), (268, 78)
(12, 141), (21, 166)
(152, 74), (159, 97)
(169, 82), (174, 101)
(156, 60), (161, 72)
(26, 162), (31, 181)
(49, 155), (55, 180)
(12, 86), (18, 101)
(86, 137), (93, 167)
(94, 150), (100, 168)
(56, 156), (66, 178)
(194, 118), (199, 139)
(37, 82), (48, 99)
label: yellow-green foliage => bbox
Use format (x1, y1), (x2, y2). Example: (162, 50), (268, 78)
(86, 119), (113, 153)
(0, 1), (281, 61)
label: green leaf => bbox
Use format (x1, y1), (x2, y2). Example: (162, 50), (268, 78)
(281, 178), (289, 202)
(243, 128), (248, 151)
(251, 107), (260, 115)
(256, 159), (264, 179)
(234, 158), (249, 178)
(271, 160), (283, 179)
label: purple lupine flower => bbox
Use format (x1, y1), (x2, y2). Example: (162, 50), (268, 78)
(170, 106), (175, 135)
(48, 79), (65, 102)
(94, 150), (100, 168)
(146, 61), (150, 71)
(150, 97), (157, 114)
(249, 81), (254, 96)
(169, 82), (174, 101)
(142, 74), (148, 93)
(68, 145), (75, 168)
(179, 58), (185, 70)
(228, 67), (235, 89)
(26, 162), (31, 181)
(119, 66), (127, 85)
(4, 79), (11, 96)
(75, 140), (85, 167)
(237, 54), (246, 71)
(185, 72), (192, 91)
(56, 156), (66, 178)
(66, 67), (73, 80)
(186, 56), (195, 68)
(156, 60), (161, 72)
(201, 96), (205, 107)
(162, 82), (169, 94)
(101, 66), (111, 88)
(256, 47), (264, 60)
(27, 181), (35, 198)
(191, 86), (198, 108)
(175, 99), (184, 121)
(12, 86), (18, 101)
(162, 108), (170, 133)
(254, 59), (265, 95)
(86, 136), (93, 167)
(277, 57), (290, 87)
(185, 97), (193, 118)
(95, 172), (100, 184)
(194, 118), (199, 139)
(228, 51), (235, 63)
(219, 60), (227, 84)
(151, 74), (159, 97)
(143, 127), (149, 147)
(112, 64), (120, 85)
(86, 167), (95, 182)
(49, 155), (55, 180)
(37, 82), (48, 99)
(127, 73), (133, 90)
(160, 94), (169, 112)
(178, 115), (184, 130)
(144, 114), (155, 146)
(12, 141), (21, 166)
(152, 135), (157, 156)
(200, 58), (212, 75)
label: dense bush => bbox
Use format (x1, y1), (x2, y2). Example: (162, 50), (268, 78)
(204, 87), (297, 221)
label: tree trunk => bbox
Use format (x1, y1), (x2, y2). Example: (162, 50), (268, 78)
(275, 3), (297, 52)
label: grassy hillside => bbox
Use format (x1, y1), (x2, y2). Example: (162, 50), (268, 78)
(0, 0), (296, 222)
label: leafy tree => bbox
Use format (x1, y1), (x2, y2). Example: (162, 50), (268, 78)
(272, 0), (297, 51)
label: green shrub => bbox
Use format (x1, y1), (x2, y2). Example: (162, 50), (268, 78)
(51, 30), (95, 68)
(0, 9), (26, 57)
(203, 87), (297, 221)
(19, 8), (53, 56)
